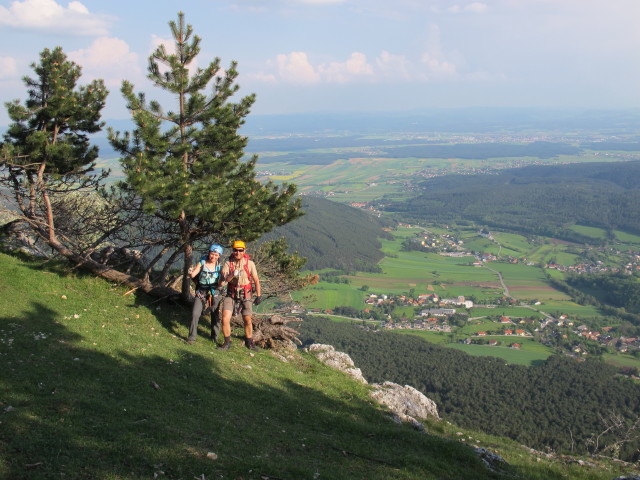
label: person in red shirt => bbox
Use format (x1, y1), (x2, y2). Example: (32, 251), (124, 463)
(218, 240), (262, 350)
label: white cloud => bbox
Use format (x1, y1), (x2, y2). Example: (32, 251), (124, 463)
(69, 37), (141, 87)
(275, 52), (321, 84)
(447, 2), (488, 14)
(0, 56), (18, 79)
(465, 2), (488, 13)
(318, 52), (373, 83)
(421, 52), (457, 77)
(0, 0), (111, 35)
(291, 0), (346, 4)
(268, 51), (377, 84)
(261, 48), (466, 85)
(375, 51), (413, 81)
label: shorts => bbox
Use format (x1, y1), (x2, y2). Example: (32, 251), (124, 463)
(223, 296), (253, 316)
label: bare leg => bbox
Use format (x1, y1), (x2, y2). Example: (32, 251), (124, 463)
(243, 315), (253, 339)
(221, 308), (232, 338)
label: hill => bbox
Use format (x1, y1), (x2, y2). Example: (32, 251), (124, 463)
(383, 161), (640, 239)
(1, 251), (636, 479)
(262, 196), (393, 271)
(299, 317), (640, 462)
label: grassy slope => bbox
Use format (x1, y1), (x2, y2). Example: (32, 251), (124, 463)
(0, 252), (635, 480)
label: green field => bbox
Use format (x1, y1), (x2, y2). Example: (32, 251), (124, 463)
(569, 224), (608, 240)
(489, 262), (570, 301)
(291, 222), (628, 367)
(537, 299), (602, 319)
(602, 352), (640, 370)
(448, 341), (553, 366)
(393, 330), (554, 366)
(295, 227), (601, 319)
(301, 282), (365, 309)
(468, 306), (543, 318)
(614, 229), (640, 244)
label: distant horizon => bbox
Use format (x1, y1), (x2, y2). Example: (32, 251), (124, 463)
(0, 1), (638, 126)
(97, 106), (640, 137)
(3, 106), (640, 138)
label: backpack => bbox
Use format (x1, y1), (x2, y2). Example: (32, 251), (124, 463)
(228, 253), (255, 298)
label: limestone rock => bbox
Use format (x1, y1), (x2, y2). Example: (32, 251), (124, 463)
(305, 343), (440, 430)
(474, 447), (507, 472)
(304, 344), (368, 384)
(370, 381), (439, 421)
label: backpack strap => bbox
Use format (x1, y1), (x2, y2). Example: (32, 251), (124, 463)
(228, 255), (255, 299)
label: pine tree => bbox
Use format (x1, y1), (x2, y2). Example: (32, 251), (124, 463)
(109, 12), (302, 300)
(1, 46), (108, 250)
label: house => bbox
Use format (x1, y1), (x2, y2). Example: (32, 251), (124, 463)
(420, 308), (456, 317)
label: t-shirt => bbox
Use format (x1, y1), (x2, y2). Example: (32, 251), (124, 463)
(221, 255), (257, 288)
(198, 260), (221, 287)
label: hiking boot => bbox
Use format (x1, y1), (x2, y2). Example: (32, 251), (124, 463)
(245, 338), (257, 351)
(218, 340), (231, 350)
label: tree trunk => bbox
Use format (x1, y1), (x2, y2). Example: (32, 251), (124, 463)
(230, 313), (302, 351)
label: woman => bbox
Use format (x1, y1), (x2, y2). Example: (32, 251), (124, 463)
(187, 244), (224, 344)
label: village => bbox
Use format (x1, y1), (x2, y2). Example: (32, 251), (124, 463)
(359, 290), (640, 359)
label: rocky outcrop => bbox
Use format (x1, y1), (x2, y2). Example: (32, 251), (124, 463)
(304, 344), (368, 384)
(474, 447), (507, 472)
(305, 344), (439, 430)
(370, 381), (439, 422)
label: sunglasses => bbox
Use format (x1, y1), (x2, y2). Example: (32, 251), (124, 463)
(233, 248), (245, 252)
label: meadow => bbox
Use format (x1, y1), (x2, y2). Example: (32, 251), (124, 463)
(11, 251), (605, 480)
(291, 223), (640, 367)
(447, 341), (553, 366)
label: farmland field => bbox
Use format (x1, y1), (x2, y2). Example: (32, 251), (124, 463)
(448, 341), (553, 366)
(394, 330), (554, 366)
(295, 226), (603, 321)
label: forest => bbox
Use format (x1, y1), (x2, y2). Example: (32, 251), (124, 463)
(566, 272), (640, 316)
(251, 138), (582, 165)
(382, 161), (640, 238)
(298, 316), (640, 461)
(262, 196), (392, 271)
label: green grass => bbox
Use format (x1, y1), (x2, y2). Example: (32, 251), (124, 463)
(602, 352), (640, 370)
(447, 342), (552, 366)
(538, 300), (602, 319)
(569, 224), (608, 240)
(2, 252), (638, 479)
(468, 306), (543, 319)
(614, 229), (640, 244)
(293, 282), (365, 309)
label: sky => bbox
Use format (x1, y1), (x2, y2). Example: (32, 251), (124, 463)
(0, 0), (639, 125)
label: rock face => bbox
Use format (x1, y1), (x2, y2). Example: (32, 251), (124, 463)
(370, 381), (440, 421)
(304, 344), (368, 384)
(305, 344), (440, 429)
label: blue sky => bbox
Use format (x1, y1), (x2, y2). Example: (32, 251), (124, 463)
(0, 0), (639, 124)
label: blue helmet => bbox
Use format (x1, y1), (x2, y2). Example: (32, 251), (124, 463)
(209, 244), (223, 255)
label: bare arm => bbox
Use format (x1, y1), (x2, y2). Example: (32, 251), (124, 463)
(189, 263), (202, 279)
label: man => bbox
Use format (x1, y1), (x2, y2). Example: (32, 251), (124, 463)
(218, 240), (262, 350)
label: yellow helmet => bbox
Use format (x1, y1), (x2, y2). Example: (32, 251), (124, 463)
(232, 240), (246, 249)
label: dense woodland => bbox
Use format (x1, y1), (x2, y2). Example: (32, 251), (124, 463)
(262, 196), (392, 271)
(299, 317), (640, 461)
(251, 139), (582, 165)
(382, 161), (640, 238)
(566, 272), (640, 316)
